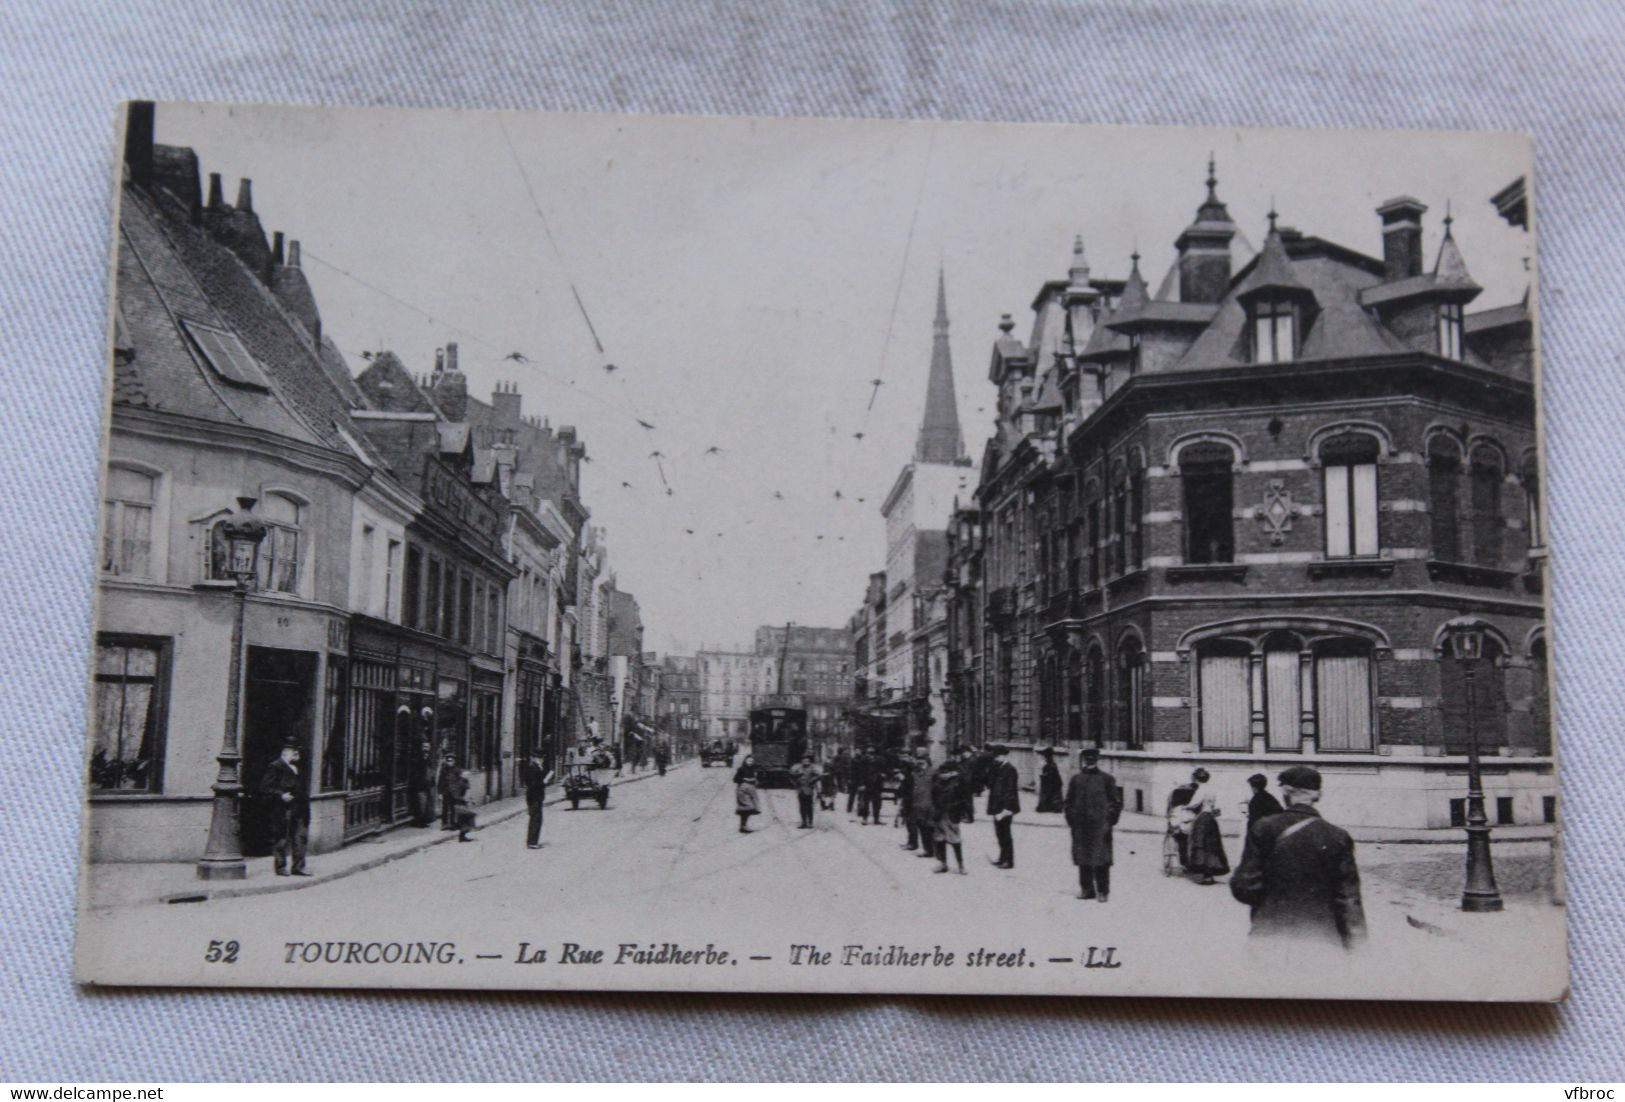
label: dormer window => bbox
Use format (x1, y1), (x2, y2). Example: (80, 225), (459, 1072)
(1437, 303), (1464, 360)
(1252, 297), (1297, 364)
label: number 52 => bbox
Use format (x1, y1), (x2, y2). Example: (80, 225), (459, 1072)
(204, 939), (239, 963)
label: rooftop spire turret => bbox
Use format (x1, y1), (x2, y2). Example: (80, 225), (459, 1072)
(916, 266), (966, 465)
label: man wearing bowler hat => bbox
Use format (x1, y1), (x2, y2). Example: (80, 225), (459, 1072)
(1229, 765), (1366, 948)
(259, 739), (311, 876)
(1064, 747), (1122, 901)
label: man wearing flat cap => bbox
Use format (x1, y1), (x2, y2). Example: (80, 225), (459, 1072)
(1064, 747), (1122, 901)
(259, 739), (311, 876)
(984, 744), (1021, 869)
(1229, 765), (1366, 948)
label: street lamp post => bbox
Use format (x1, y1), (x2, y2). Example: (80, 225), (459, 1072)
(196, 497), (268, 881)
(1446, 624), (1504, 913)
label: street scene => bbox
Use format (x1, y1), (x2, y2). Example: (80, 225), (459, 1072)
(78, 102), (1564, 999)
(81, 755), (1561, 997)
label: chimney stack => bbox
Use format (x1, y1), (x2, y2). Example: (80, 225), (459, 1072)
(1376, 197), (1428, 281)
(271, 231), (285, 266)
(445, 341), (459, 374)
(287, 240), (301, 268)
(434, 348), (445, 375)
(123, 101), (155, 186)
(207, 172), (224, 210)
(493, 380), (522, 427)
(236, 178), (253, 212)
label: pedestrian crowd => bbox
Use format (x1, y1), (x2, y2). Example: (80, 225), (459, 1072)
(729, 740), (1368, 950)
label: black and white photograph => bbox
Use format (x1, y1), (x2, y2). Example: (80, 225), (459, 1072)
(75, 99), (1563, 1001)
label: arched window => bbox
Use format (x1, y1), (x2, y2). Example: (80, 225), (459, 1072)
(1117, 636), (1147, 748)
(257, 493), (304, 593)
(1128, 459), (1146, 570)
(1470, 444), (1504, 568)
(1529, 635), (1550, 756)
(1085, 490), (1102, 587)
(1439, 634), (1508, 753)
(1427, 436), (1463, 562)
(1040, 653), (1060, 744)
(1066, 647), (1083, 742)
(1321, 433), (1380, 558)
(1084, 645), (1105, 746)
(1315, 638), (1374, 752)
(1196, 638), (1251, 749)
(1522, 453), (1544, 551)
(1181, 442), (1235, 564)
(102, 466), (156, 578)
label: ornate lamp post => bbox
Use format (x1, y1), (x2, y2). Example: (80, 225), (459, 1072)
(196, 497), (268, 880)
(1446, 623), (1504, 913)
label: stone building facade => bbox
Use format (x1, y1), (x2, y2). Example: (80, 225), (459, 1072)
(963, 165), (1550, 831)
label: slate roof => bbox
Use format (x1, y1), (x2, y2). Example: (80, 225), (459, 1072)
(117, 176), (390, 468)
(1176, 241), (1406, 369)
(115, 186), (320, 444)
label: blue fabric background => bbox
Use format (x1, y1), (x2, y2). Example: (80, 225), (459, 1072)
(2, 0), (1622, 1082)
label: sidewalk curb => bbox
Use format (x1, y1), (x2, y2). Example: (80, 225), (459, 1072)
(157, 762), (684, 906)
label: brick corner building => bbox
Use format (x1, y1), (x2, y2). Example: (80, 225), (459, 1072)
(961, 164), (1550, 832)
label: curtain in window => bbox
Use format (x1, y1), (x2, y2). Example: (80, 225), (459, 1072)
(1316, 649), (1373, 751)
(102, 468), (154, 577)
(1198, 648), (1250, 749)
(90, 639), (163, 791)
(1264, 642), (1301, 750)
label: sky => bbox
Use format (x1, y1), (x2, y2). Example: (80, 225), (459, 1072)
(153, 104), (1533, 655)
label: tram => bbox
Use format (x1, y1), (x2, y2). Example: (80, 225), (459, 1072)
(747, 694), (807, 788)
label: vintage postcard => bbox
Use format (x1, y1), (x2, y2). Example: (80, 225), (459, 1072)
(76, 101), (1564, 1000)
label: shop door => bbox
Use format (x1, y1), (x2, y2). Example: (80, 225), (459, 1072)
(241, 647), (317, 856)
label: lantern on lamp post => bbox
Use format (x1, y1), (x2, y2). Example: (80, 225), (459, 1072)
(1445, 623), (1504, 913)
(196, 497), (268, 880)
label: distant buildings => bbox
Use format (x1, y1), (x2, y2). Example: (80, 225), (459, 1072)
(696, 649), (778, 742)
(753, 625), (853, 751)
(849, 270), (976, 761)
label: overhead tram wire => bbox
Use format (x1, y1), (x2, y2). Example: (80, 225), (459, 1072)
(495, 115), (677, 494)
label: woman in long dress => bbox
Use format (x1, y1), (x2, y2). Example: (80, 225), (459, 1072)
(1181, 771), (1230, 884)
(1036, 748), (1064, 813)
(733, 755), (761, 834)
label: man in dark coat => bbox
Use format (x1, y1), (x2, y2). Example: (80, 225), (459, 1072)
(859, 752), (887, 825)
(1230, 765), (1366, 948)
(848, 749), (873, 821)
(259, 740), (311, 876)
(1064, 747), (1122, 901)
(1036, 747), (1064, 813)
(985, 743), (1021, 869)
(929, 750), (970, 874)
(908, 746), (937, 858)
(436, 751), (459, 830)
(522, 752), (554, 849)
(655, 742), (669, 777)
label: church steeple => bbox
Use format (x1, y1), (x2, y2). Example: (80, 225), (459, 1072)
(916, 266), (966, 465)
